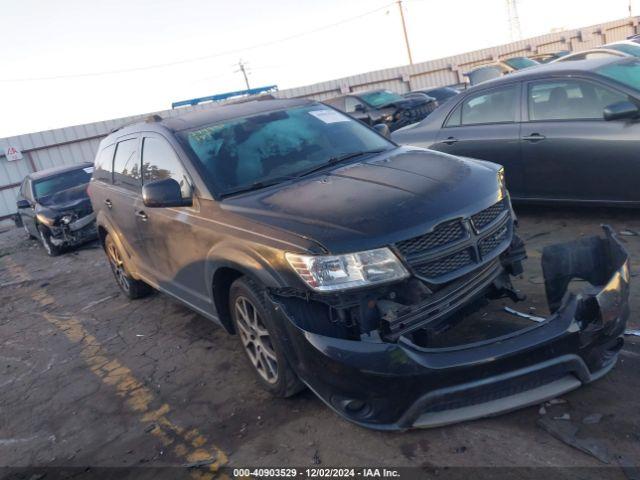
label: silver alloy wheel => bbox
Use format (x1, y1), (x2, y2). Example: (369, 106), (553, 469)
(234, 295), (279, 384)
(106, 241), (130, 293)
(39, 229), (52, 255)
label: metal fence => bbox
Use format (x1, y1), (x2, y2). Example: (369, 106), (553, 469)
(1, 15), (638, 222)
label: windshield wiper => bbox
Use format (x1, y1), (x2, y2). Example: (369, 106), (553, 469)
(219, 175), (296, 198)
(295, 149), (387, 179)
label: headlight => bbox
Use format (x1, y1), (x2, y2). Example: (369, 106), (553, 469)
(35, 213), (55, 227)
(497, 167), (506, 191)
(286, 247), (409, 292)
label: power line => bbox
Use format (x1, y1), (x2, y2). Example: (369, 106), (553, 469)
(1, 2), (394, 83)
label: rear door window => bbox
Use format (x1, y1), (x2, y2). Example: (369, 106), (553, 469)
(458, 85), (518, 125)
(94, 144), (116, 183)
(112, 138), (141, 189)
(141, 136), (192, 199)
(527, 79), (629, 121)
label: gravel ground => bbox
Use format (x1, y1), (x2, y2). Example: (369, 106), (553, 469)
(1, 205), (639, 478)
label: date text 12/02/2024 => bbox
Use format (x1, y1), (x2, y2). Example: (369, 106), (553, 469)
(232, 468), (401, 478)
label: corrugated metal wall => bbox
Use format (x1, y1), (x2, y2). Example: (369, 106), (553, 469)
(275, 16), (639, 99)
(0, 102), (224, 220)
(1, 15), (638, 221)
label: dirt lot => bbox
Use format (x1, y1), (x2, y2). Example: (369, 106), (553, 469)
(1, 205), (640, 478)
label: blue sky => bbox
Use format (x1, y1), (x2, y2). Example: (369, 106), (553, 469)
(0, 0), (636, 137)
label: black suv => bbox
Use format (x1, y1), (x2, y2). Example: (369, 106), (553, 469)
(89, 99), (629, 430)
(324, 89), (436, 131)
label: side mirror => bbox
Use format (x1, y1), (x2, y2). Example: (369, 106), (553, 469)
(373, 123), (391, 138)
(142, 178), (192, 208)
(16, 199), (30, 209)
(354, 104), (366, 113)
(604, 101), (640, 121)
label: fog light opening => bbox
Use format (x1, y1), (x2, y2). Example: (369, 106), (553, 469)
(331, 395), (373, 419)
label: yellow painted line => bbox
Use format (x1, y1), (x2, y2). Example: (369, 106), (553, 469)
(3, 257), (229, 478)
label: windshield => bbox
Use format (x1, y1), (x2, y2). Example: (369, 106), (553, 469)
(597, 60), (640, 91)
(607, 43), (640, 57)
(358, 90), (404, 108)
(504, 57), (539, 69)
(33, 167), (92, 199)
(180, 104), (393, 196)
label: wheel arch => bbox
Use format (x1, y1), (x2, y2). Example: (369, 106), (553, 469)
(208, 247), (286, 335)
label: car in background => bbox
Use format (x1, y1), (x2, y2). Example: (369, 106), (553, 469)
(554, 48), (630, 62)
(554, 40), (640, 63)
(465, 57), (540, 85)
(404, 86), (460, 104)
(531, 50), (570, 63)
(16, 162), (97, 256)
(600, 40), (640, 58)
(392, 57), (640, 206)
(323, 89), (436, 131)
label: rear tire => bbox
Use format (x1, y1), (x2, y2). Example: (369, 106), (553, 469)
(104, 233), (152, 299)
(229, 276), (305, 398)
(38, 226), (62, 256)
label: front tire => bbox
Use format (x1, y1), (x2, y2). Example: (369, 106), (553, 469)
(229, 277), (305, 398)
(38, 226), (62, 256)
(104, 234), (152, 299)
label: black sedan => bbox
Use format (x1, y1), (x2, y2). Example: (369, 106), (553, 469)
(16, 162), (97, 255)
(404, 86), (460, 104)
(323, 89), (437, 131)
(392, 57), (640, 206)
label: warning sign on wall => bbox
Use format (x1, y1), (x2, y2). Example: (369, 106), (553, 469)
(3, 145), (22, 161)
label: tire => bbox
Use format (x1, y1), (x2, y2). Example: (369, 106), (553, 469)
(38, 225), (62, 256)
(229, 277), (305, 398)
(104, 233), (152, 300)
(23, 220), (35, 239)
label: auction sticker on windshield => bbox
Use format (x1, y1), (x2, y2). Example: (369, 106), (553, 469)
(309, 109), (350, 123)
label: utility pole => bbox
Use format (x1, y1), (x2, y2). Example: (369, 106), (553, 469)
(506, 0), (522, 41)
(396, 0), (413, 65)
(629, 0), (633, 17)
(236, 59), (251, 90)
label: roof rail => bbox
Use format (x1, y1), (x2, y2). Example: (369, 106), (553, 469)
(109, 114), (163, 134)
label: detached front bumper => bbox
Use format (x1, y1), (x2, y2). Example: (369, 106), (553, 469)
(269, 226), (630, 430)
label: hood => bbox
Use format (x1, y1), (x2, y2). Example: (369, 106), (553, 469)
(37, 183), (93, 218)
(222, 147), (505, 254)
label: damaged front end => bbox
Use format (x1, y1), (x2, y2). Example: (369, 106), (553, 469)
(268, 226), (629, 430)
(36, 204), (97, 248)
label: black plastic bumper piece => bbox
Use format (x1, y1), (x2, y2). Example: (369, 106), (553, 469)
(269, 226), (630, 430)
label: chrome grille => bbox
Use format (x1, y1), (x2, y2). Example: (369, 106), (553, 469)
(396, 220), (466, 256)
(471, 200), (506, 231)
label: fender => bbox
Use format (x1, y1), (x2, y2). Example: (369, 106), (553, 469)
(205, 240), (289, 291)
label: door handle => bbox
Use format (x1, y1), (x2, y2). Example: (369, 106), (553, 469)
(135, 210), (148, 222)
(522, 133), (546, 142)
(104, 199), (113, 209)
(443, 136), (459, 145)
